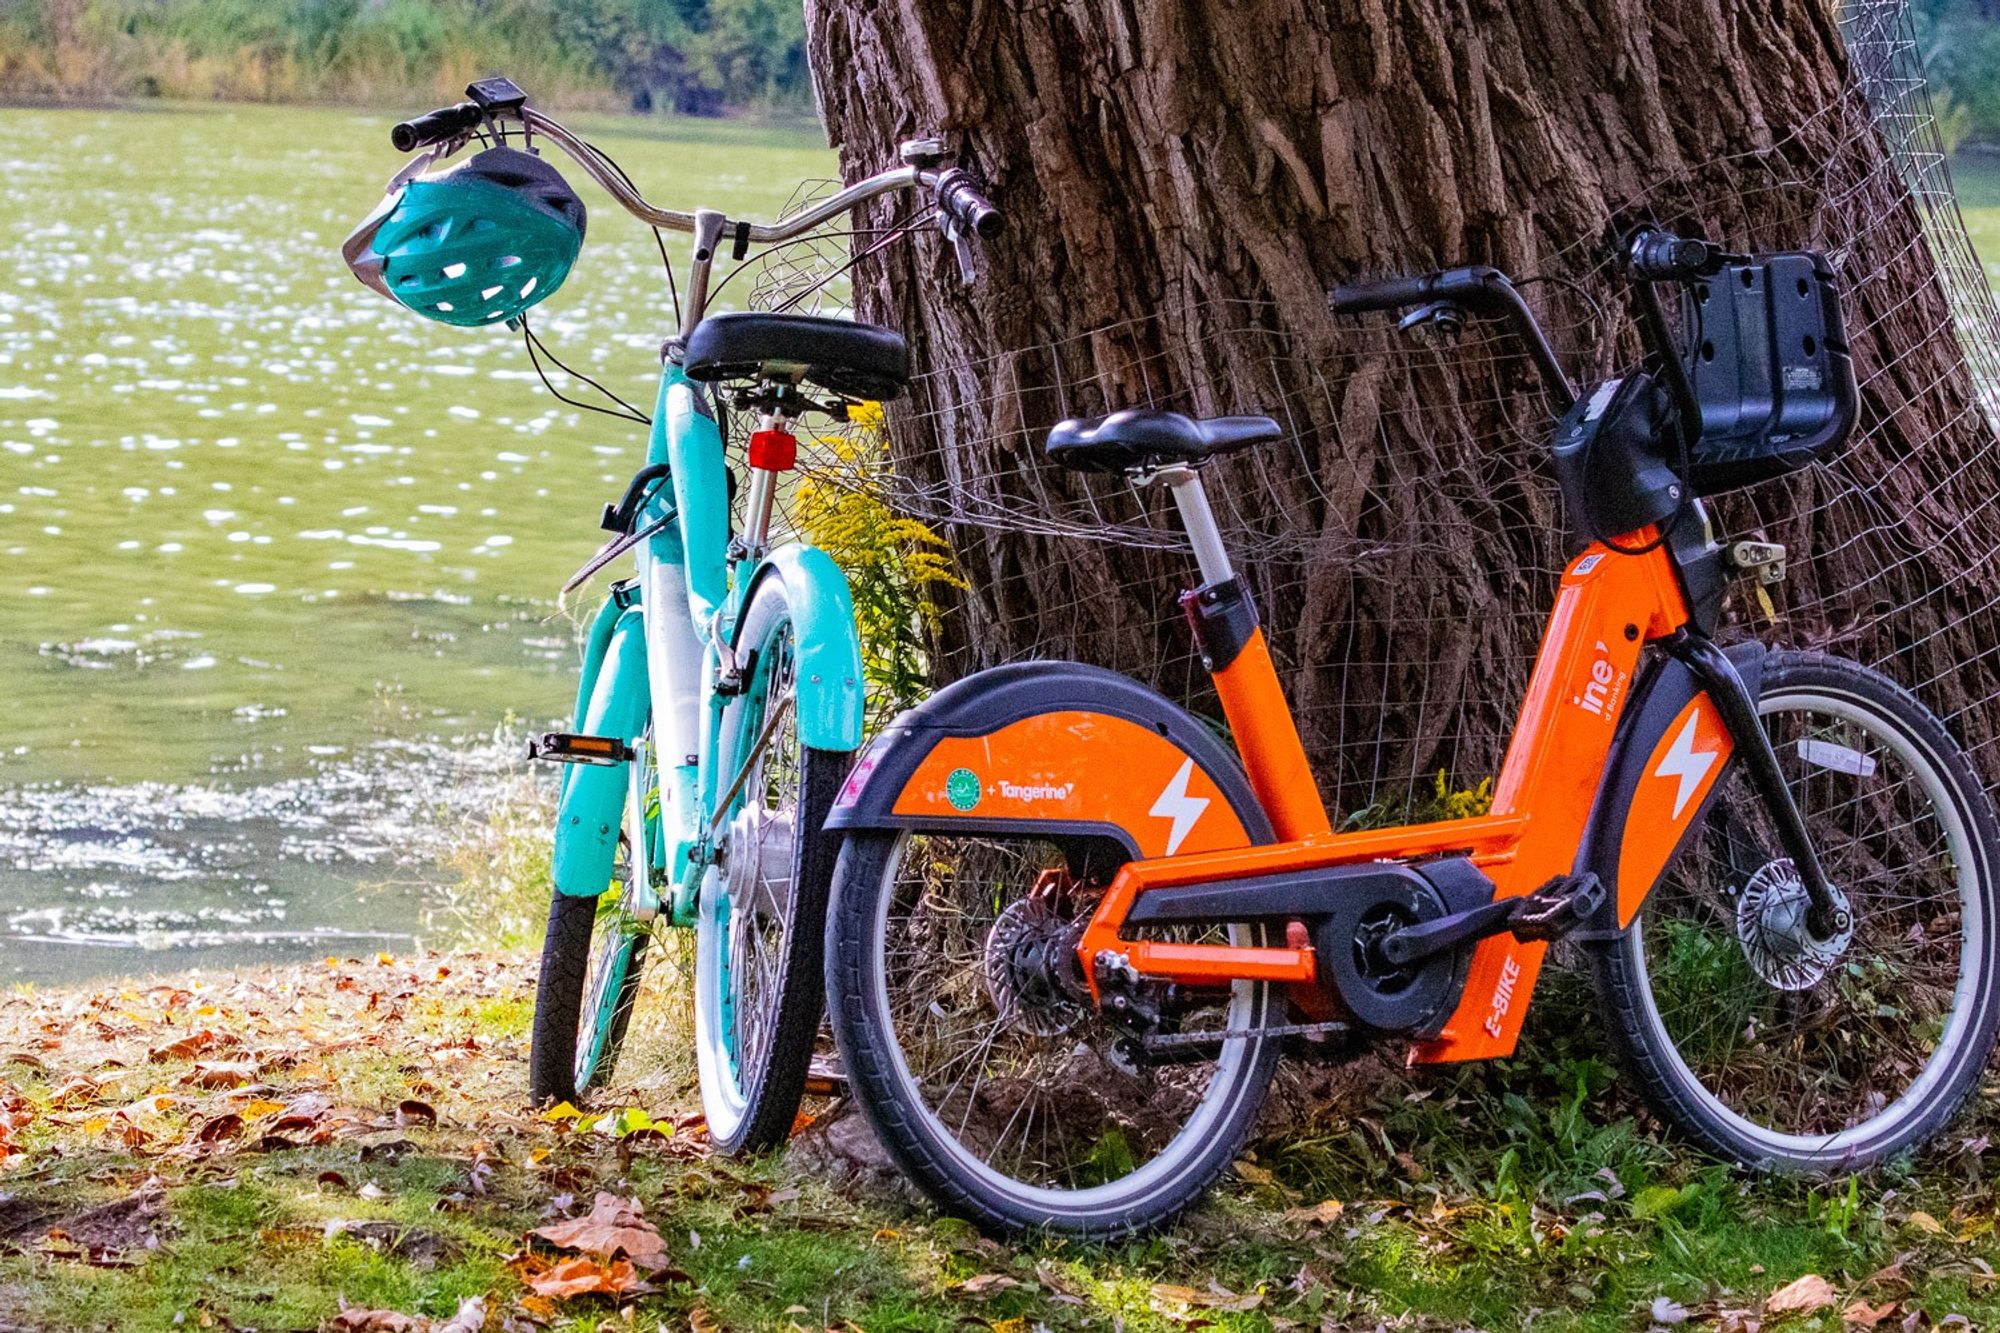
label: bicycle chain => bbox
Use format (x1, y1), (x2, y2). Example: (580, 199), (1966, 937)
(1140, 1018), (1351, 1050)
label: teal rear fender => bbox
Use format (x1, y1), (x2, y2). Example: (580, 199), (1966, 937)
(552, 599), (650, 897)
(740, 545), (864, 752)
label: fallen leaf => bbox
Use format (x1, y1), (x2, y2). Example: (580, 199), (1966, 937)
(1768, 1273), (1839, 1317)
(148, 1031), (223, 1063)
(521, 1254), (644, 1299)
(954, 1273), (1022, 1297)
(1846, 1300), (1898, 1328)
(325, 1296), (486, 1332)
(1906, 1211), (1947, 1236)
(1652, 1296), (1692, 1325)
(1233, 1160), (1276, 1186)
(185, 1060), (256, 1090)
(395, 1099), (437, 1127)
(1281, 1199), (1345, 1227)
(194, 1113), (243, 1144)
(529, 1192), (670, 1271)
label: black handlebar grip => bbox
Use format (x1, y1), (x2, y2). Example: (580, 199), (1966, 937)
(1627, 228), (1726, 282)
(1327, 273), (1436, 315)
(936, 168), (1003, 240)
(391, 102), (483, 153)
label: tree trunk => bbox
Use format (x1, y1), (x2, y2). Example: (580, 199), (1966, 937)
(806, 0), (2000, 812)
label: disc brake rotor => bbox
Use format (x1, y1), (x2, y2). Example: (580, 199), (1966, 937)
(983, 896), (1086, 1037)
(1735, 857), (1853, 991)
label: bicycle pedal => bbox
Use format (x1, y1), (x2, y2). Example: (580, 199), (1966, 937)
(1507, 873), (1605, 942)
(526, 732), (634, 766)
(803, 1053), (847, 1098)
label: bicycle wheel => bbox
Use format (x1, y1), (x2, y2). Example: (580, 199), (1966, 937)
(693, 576), (846, 1154)
(1595, 650), (2000, 1169)
(529, 733), (656, 1104)
(825, 830), (1282, 1238)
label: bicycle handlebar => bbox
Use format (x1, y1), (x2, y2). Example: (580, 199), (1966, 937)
(1328, 268), (1490, 316)
(1328, 265), (1577, 408)
(387, 95), (1000, 251)
(935, 168), (1003, 239)
(1626, 229), (1736, 283)
(390, 102), (483, 153)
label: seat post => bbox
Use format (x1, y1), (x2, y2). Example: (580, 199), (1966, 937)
(1157, 465), (1233, 584)
(740, 406), (797, 558)
(1154, 463), (1332, 841)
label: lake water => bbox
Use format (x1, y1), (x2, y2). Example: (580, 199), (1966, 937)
(0, 103), (832, 981)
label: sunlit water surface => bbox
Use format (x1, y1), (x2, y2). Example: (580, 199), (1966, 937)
(0, 103), (832, 981)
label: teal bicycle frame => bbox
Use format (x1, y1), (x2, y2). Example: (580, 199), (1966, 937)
(549, 368), (863, 924)
(545, 204), (868, 943)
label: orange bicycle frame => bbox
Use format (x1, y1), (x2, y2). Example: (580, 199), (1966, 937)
(1075, 532), (1736, 1061)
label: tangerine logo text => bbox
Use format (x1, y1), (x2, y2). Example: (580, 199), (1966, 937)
(996, 780), (1075, 803)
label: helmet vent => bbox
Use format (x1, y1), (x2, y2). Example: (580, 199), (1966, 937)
(433, 301), (454, 313)
(520, 276), (539, 298)
(498, 255), (522, 268)
(481, 285), (505, 301)
(441, 262), (467, 280)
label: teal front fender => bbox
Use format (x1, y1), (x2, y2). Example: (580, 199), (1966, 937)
(740, 545), (864, 752)
(552, 597), (650, 897)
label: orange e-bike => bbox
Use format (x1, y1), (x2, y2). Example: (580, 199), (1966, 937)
(820, 228), (2000, 1237)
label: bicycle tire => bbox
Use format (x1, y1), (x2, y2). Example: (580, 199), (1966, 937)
(692, 574), (847, 1154)
(1594, 650), (2000, 1169)
(826, 829), (1281, 1238)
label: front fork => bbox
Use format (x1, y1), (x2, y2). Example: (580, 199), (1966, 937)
(1664, 630), (1851, 939)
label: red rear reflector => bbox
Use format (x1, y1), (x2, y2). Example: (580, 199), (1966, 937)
(748, 428), (798, 471)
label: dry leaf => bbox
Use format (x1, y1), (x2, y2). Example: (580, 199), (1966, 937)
(1281, 1199), (1345, 1227)
(194, 1113), (242, 1144)
(1768, 1273), (1839, 1317)
(395, 1098), (437, 1127)
(521, 1254), (643, 1299)
(1846, 1300), (1898, 1328)
(1905, 1211), (1947, 1236)
(186, 1060), (257, 1090)
(529, 1192), (670, 1271)
(1652, 1296), (1692, 1325)
(1149, 1282), (1263, 1312)
(954, 1273), (1022, 1297)
(148, 1031), (222, 1063)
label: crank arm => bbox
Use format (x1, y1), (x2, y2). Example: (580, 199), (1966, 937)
(1376, 873), (1605, 967)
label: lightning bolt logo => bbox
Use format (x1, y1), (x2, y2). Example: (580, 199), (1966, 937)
(1655, 709), (1721, 819)
(1149, 758), (1210, 855)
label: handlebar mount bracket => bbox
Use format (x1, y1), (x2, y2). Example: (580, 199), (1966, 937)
(466, 77), (528, 114)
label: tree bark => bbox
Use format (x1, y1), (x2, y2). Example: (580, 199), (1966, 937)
(806, 0), (2000, 809)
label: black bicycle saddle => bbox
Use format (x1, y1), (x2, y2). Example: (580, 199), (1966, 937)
(1045, 408), (1284, 474)
(682, 311), (909, 402)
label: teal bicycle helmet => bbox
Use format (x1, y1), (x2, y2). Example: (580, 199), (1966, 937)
(346, 146), (586, 328)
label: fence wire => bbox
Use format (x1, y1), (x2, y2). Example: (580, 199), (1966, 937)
(734, 0), (2000, 822)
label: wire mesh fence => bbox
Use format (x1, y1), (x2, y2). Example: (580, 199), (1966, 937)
(735, 0), (2000, 822)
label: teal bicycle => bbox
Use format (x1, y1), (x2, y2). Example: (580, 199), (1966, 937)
(343, 78), (1001, 1151)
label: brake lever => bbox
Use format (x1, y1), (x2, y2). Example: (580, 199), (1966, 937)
(943, 214), (979, 286)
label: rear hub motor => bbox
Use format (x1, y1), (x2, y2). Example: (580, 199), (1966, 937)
(1736, 857), (1853, 991)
